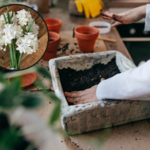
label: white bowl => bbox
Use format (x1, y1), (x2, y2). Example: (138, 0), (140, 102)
(89, 21), (111, 34)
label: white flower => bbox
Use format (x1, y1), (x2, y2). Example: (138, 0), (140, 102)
(18, 17), (28, 26)
(21, 38), (31, 47)
(3, 24), (16, 40)
(16, 9), (27, 18)
(26, 20), (39, 36)
(13, 25), (23, 38)
(11, 14), (18, 25)
(16, 9), (32, 26)
(3, 34), (12, 45)
(16, 38), (22, 45)
(24, 47), (33, 54)
(16, 44), (25, 53)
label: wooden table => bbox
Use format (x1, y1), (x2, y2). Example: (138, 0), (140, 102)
(28, 2), (150, 149)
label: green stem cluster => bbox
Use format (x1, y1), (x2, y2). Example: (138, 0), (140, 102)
(3, 7), (34, 70)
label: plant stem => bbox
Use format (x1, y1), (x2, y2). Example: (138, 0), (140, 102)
(7, 6), (11, 24)
(12, 39), (18, 69)
(3, 13), (7, 24)
(23, 25), (26, 34)
(9, 45), (14, 68)
(17, 53), (24, 69)
(28, 19), (34, 32)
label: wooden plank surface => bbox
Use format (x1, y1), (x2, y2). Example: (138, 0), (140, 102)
(0, 5), (48, 70)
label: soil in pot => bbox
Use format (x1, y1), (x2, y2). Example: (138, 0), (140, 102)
(58, 57), (120, 104)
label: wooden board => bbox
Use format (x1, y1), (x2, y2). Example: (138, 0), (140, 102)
(0, 4), (49, 70)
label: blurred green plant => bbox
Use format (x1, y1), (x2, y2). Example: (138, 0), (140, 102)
(0, 65), (61, 150)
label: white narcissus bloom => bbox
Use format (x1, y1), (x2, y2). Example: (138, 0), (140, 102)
(26, 20), (39, 36)
(3, 24), (16, 42)
(19, 17), (28, 26)
(16, 9), (32, 27)
(16, 44), (25, 53)
(3, 34), (12, 45)
(11, 14), (18, 25)
(13, 25), (23, 38)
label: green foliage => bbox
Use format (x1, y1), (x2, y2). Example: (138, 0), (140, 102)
(50, 101), (61, 125)
(21, 95), (42, 108)
(3, 13), (7, 24)
(0, 78), (22, 108)
(28, 20), (35, 32)
(36, 66), (52, 80)
(0, 65), (62, 149)
(0, 125), (36, 150)
(7, 7), (11, 24)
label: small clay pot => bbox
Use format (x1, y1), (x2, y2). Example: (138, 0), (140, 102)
(42, 31), (60, 61)
(75, 26), (99, 52)
(45, 18), (62, 33)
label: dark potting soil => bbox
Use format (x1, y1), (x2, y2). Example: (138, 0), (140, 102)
(58, 57), (120, 93)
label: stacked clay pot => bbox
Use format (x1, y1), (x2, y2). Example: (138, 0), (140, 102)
(75, 26), (99, 52)
(43, 18), (62, 61)
(42, 31), (60, 61)
(45, 18), (62, 33)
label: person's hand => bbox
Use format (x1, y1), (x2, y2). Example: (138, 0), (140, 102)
(65, 78), (105, 105)
(101, 5), (146, 27)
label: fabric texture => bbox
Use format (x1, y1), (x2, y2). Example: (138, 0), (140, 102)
(96, 60), (150, 101)
(145, 4), (150, 31)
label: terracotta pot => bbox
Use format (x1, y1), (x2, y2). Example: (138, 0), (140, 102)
(75, 26), (99, 52)
(44, 18), (62, 33)
(42, 31), (60, 61)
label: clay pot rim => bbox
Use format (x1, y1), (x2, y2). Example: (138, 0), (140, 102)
(49, 31), (60, 44)
(45, 18), (62, 28)
(75, 26), (99, 40)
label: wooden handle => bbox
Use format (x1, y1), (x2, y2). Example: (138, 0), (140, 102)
(97, 36), (116, 43)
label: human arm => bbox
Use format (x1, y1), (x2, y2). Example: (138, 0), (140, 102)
(96, 60), (150, 101)
(101, 5), (146, 27)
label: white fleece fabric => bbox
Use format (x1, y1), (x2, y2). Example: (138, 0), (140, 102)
(96, 60), (150, 100)
(96, 4), (150, 101)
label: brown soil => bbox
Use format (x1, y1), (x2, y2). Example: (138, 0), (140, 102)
(58, 57), (120, 93)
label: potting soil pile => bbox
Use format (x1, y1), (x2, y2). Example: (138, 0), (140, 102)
(58, 57), (120, 93)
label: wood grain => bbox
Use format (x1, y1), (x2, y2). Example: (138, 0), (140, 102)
(0, 5), (49, 70)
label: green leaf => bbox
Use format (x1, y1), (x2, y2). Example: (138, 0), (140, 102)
(21, 95), (42, 108)
(3, 13), (7, 24)
(28, 8), (30, 12)
(28, 19), (34, 32)
(11, 12), (14, 18)
(23, 25), (26, 34)
(0, 72), (7, 84)
(37, 66), (51, 80)
(0, 78), (22, 108)
(7, 6), (11, 24)
(48, 93), (60, 103)
(49, 102), (61, 125)
(34, 80), (46, 90)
